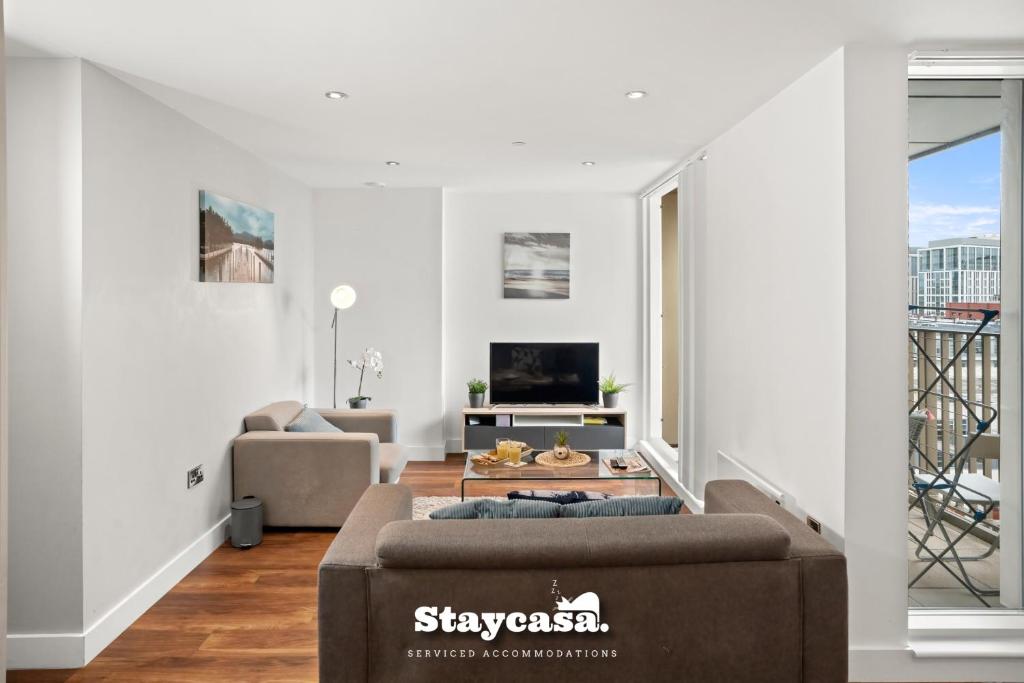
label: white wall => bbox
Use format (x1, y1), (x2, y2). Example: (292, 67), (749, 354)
(6, 59), (316, 666)
(6, 58), (85, 636)
(313, 189), (443, 457)
(698, 49), (848, 537)
(79, 62), (314, 633)
(443, 192), (641, 449)
(687, 44), (1024, 681)
(840, 44), (910, 664)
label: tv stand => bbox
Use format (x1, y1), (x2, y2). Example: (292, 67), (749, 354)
(461, 405), (626, 451)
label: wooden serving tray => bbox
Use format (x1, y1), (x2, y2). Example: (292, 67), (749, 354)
(471, 444), (534, 466)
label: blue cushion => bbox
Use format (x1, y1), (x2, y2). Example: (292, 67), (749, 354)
(284, 407), (343, 433)
(558, 496), (683, 518)
(428, 501), (478, 519)
(429, 499), (560, 520)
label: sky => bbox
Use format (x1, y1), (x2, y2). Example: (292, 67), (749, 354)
(200, 190), (275, 241)
(504, 232), (570, 271)
(909, 131), (1000, 248)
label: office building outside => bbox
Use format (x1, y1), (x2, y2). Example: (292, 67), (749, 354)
(914, 236), (1000, 310)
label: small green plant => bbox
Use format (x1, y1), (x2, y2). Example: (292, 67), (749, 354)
(467, 378), (488, 394)
(598, 373), (629, 395)
(554, 431), (569, 447)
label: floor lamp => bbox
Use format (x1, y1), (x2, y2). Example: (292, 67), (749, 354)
(330, 284), (357, 408)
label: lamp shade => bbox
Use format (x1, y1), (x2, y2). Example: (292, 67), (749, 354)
(330, 284), (357, 310)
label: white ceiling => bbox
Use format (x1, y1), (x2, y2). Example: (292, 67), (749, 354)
(6, 0), (1024, 192)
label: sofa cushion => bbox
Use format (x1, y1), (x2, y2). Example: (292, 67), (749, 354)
(429, 499), (561, 520)
(244, 400), (304, 431)
(376, 513), (791, 569)
(285, 407), (343, 433)
(558, 496), (683, 517)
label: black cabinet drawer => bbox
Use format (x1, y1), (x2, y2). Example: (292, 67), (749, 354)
(463, 426), (547, 451)
(549, 426), (626, 450)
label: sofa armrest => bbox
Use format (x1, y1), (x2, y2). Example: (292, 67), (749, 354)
(232, 431), (381, 526)
(705, 479), (847, 683)
(319, 485), (412, 683)
(317, 408), (397, 443)
(321, 484), (413, 568)
(705, 479), (840, 557)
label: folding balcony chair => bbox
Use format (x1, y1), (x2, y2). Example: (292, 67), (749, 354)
(907, 305), (1000, 606)
(910, 429), (999, 602)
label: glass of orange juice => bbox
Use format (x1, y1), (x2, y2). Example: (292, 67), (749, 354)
(496, 438), (510, 460)
(508, 441), (522, 465)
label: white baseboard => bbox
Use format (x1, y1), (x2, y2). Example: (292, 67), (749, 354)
(405, 444), (447, 461)
(445, 439), (463, 455)
(6, 632), (84, 670)
(850, 646), (1024, 681)
(8, 514), (229, 669)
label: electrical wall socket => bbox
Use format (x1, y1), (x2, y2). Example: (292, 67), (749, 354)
(805, 515), (822, 534)
(187, 465), (204, 489)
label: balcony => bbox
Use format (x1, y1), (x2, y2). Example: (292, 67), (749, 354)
(908, 314), (1001, 608)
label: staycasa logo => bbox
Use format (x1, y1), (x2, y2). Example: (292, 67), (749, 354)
(414, 583), (610, 642)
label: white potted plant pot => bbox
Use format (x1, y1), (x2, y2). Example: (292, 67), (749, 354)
(348, 397), (370, 409)
(469, 392), (485, 408)
(602, 392), (619, 409)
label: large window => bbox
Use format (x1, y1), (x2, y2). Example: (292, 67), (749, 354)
(907, 78), (1023, 609)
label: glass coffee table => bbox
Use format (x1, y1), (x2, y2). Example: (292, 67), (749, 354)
(461, 449), (662, 500)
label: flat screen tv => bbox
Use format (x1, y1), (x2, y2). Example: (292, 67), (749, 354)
(489, 342), (599, 405)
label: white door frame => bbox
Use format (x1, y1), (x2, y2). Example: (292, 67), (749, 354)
(907, 55), (1024, 632)
(641, 177), (678, 453)
(643, 174), (675, 446)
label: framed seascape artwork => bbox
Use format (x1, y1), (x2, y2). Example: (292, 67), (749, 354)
(502, 232), (570, 299)
(198, 190), (275, 283)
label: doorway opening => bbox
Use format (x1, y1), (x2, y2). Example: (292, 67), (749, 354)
(661, 188), (680, 449)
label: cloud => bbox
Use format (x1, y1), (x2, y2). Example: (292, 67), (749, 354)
(969, 173), (1000, 186)
(909, 203), (999, 246)
(910, 204), (998, 221)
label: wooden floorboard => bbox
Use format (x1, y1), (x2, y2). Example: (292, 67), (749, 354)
(8, 454), (911, 682)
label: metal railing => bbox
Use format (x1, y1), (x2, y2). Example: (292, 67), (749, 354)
(908, 317), (1001, 481)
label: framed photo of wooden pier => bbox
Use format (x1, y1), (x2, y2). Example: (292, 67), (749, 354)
(198, 190), (275, 283)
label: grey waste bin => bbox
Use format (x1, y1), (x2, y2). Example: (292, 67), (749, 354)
(230, 496), (263, 549)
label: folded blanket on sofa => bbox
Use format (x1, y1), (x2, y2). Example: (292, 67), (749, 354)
(507, 489), (613, 505)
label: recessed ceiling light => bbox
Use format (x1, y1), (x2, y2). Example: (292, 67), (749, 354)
(364, 181), (386, 187)
(581, 161), (596, 167)
(625, 90), (647, 100)
(324, 91), (348, 100)
(511, 141), (527, 146)
(385, 161), (400, 166)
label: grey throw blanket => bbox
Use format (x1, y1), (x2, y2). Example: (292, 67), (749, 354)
(507, 489), (613, 505)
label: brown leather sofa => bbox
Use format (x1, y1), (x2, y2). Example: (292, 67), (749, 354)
(233, 400), (406, 526)
(318, 479), (848, 682)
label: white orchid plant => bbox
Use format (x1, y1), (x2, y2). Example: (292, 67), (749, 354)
(347, 347), (384, 402)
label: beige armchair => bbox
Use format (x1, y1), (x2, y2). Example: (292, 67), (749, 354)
(233, 400), (406, 527)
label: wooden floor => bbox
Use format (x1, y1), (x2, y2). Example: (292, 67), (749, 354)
(9, 456), (664, 682)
